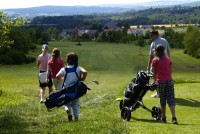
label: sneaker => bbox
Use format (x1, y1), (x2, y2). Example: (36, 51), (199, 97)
(151, 92), (159, 98)
(75, 117), (78, 121)
(40, 99), (44, 103)
(64, 106), (69, 112)
(68, 115), (72, 121)
(161, 116), (167, 123)
(172, 117), (178, 124)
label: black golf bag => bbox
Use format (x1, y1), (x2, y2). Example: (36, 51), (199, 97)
(123, 71), (151, 107)
(44, 81), (88, 109)
(120, 70), (160, 121)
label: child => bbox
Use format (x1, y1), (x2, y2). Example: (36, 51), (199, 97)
(151, 45), (178, 124)
(56, 52), (87, 121)
(47, 48), (64, 91)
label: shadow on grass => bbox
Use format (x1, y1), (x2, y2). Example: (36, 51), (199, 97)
(0, 90), (2, 96)
(176, 98), (200, 107)
(0, 105), (37, 133)
(131, 117), (161, 123)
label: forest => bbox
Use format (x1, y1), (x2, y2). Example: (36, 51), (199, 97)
(30, 5), (200, 28)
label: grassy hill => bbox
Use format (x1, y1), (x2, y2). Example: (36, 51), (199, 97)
(0, 41), (200, 133)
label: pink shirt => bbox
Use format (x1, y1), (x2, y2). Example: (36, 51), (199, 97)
(152, 56), (172, 83)
(38, 53), (50, 71)
(48, 58), (64, 78)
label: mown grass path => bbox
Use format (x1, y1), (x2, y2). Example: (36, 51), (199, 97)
(0, 41), (199, 133)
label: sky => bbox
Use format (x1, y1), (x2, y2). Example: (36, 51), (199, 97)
(0, 0), (156, 9)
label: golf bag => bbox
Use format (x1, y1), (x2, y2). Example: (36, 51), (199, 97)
(44, 81), (88, 109)
(44, 66), (88, 109)
(123, 71), (152, 107)
(120, 70), (160, 121)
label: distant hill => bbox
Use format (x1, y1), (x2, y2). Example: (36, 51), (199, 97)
(2, 0), (200, 18)
(101, 0), (200, 8)
(2, 6), (130, 19)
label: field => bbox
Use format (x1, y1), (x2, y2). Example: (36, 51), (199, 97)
(0, 41), (200, 134)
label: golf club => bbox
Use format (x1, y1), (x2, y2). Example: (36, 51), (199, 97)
(85, 80), (99, 85)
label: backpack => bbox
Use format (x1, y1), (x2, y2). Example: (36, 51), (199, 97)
(44, 66), (88, 109)
(62, 66), (80, 89)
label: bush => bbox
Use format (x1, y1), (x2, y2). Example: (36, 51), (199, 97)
(25, 56), (36, 64)
(0, 47), (36, 64)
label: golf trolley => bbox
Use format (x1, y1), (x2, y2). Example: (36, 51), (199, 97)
(119, 70), (161, 121)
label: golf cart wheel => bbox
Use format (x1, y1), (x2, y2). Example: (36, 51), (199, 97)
(119, 100), (124, 111)
(152, 106), (161, 120)
(121, 107), (131, 121)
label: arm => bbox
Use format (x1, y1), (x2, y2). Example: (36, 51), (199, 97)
(147, 42), (154, 71)
(151, 64), (156, 81)
(80, 70), (87, 81)
(147, 55), (154, 71)
(37, 60), (40, 69)
(46, 64), (51, 82)
(151, 58), (158, 81)
(37, 56), (40, 69)
(56, 73), (64, 81)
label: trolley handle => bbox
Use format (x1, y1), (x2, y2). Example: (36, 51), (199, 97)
(145, 70), (154, 78)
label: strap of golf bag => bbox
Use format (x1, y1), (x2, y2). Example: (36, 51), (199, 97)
(62, 66), (80, 88)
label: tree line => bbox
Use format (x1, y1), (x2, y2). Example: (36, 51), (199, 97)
(30, 5), (200, 28)
(1, 5), (200, 65)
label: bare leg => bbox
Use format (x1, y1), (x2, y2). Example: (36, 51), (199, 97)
(161, 104), (166, 117)
(170, 105), (178, 124)
(48, 86), (53, 94)
(160, 104), (167, 122)
(40, 87), (45, 102)
(169, 105), (176, 118)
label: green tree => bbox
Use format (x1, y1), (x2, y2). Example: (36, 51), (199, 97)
(9, 27), (32, 53)
(97, 32), (107, 42)
(0, 11), (36, 64)
(183, 26), (200, 58)
(0, 12), (24, 47)
(164, 28), (185, 49)
(135, 35), (146, 54)
(27, 28), (48, 44)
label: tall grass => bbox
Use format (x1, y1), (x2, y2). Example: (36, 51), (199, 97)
(0, 41), (200, 133)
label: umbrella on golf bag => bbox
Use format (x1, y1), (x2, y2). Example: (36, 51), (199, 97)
(44, 81), (89, 109)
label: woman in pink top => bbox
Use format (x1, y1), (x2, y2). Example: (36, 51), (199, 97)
(47, 48), (64, 91)
(151, 45), (178, 124)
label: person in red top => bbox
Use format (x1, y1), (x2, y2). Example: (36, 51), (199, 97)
(47, 48), (64, 91)
(151, 45), (178, 124)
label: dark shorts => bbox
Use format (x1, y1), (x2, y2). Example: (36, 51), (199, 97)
(39, 71), (53, 88)
(157, 80), (175, 106)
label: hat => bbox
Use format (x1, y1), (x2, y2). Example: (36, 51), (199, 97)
(51, 48), (60, 57)
(150, 30), (159, 35)
(42, 44), (48, 49)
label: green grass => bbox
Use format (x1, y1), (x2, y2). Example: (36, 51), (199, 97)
(0, 41), (200, 134)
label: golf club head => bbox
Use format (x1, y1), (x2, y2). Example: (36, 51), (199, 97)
(92, 80), (99, 85)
